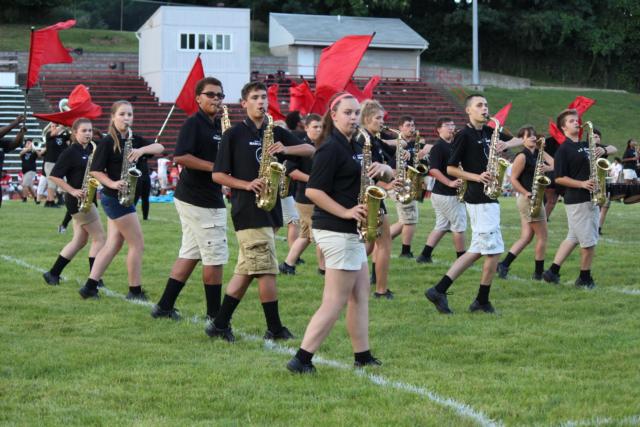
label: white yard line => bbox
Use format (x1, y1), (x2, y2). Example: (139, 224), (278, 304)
(559, 414), (640, 426)
(2, 253), (500, 427)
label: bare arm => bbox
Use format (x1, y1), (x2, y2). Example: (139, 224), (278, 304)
(509, 154), (529, 196)
(212, 171), (263, 193)
(174, 154), (213, 172)
(555, 176), (594, 191)
(447, 166), (490, 184)
(90, 170), (124, 191)
(305, 188), (366, 222)
(543, 152), (554, 171)
(289, 169), (309, 183)
(50, 176), (83, 198)
(0, 115), (24, 139)
(429, 168), (460, 189)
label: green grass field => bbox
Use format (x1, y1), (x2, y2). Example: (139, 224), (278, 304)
(1, 197), (639, 426)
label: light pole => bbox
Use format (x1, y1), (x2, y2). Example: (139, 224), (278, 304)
(455, 0), (479, 86)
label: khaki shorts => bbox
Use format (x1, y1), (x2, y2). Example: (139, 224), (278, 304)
(565, 202), (599, 248)
(22, 171), (36, 187)
(174, 199), (229, 266)
(466, 203), (504, 255)
(296, 202), (314, 239)
(72, 204), (100, 226)
(516, 194), (546, 222)
(313, 229), (367, 271)
(44, 162), (58, 192)
(235, 227), (278, 275)
(281, 196), (299, 225)
(431, 193), (467, 232)
(395, 200), (419, 225)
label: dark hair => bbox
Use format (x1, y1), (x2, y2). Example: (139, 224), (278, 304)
(108, 100), (132, 153)
(398, 115), (414, 126)
(517, 125), (537, 139)
(593, 128), (601, 137)
(319, 92), (356, 144)
(465, 93), (486, 107)
(436, 117), (454, 129)
(70, 118), (92, 143)
(626, 139), (637, 149)
(305, 113), (322, 126)
(556, 109), (578, 133)
(285, 110), (302, 131)
(195, 77), (223, 97)
(241, 81), (267, 100)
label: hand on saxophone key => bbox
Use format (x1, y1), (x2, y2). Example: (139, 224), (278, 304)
(448, 179), (463, 189)
(582, 179), (596, 192)
(70, 188), (85, 199)
(343, 204), (367, 222)
(401, 150), (411, 162)
(478, 171), (493, 185)
(267, 142), (287, 156)
(110, 179), (127, 191)
(246, 178), (265, 194)
(367, 162), (388, 180)
(127, 148), (144, 163)
(594, 146), (606, 158)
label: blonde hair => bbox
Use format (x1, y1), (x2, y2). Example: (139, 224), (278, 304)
(70, 118), (92, 144)
(108, 100), (132, 153)
(359, 99), (384, 127)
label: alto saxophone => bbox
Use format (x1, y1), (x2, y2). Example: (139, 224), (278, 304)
(357, 128), (388, 243)
(118, 127), (142, 207)
(383, 126), (418, 204)
(529, 137), (551, 217)
(484, 117), (511, 199)
(583, 121), (611, 207)
(411, 130), (429, 201)
(78, 141), (100, 213)
(456, 166), (467, 202)
(221, 105), (231, 134)
(256, 113), (285, 211)
(280, 160), (291, 198)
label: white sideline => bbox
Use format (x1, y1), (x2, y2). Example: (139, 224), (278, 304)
(1, 254), (500, 427)
(559, 414), (640, 426)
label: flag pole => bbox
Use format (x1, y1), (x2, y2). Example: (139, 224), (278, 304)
(24, 26), (35, 128)
(154, 104), (175, 144)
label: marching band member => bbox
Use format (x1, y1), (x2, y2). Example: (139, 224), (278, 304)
(19, 139), (41, 203)
(621, 139), (638, 184)
(42, 122), (70, 208)
(0, 115), (27, 208)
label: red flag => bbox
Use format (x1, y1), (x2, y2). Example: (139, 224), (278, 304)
(344, 76), (381, 102)
(310, 34), (375, 114)
(26, 20), (76, 89)
(487, 102), (512, 128)
(289, 80), (315, 115)
(568, 96), (595, 117)
(548, 120), (567, 144)
(34, 85), (102, 127)
(175, 55), (205, 116)
(267, 84), (286, 121)
(362, 75), (381, 100)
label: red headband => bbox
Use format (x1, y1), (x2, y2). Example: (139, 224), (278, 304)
(329, 93), (353, 112)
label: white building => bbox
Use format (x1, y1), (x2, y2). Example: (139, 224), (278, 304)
(137, 5), (250, 103)
(269, 13), (428, 79)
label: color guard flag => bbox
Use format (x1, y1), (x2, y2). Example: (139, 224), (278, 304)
(175, 55), (205, 116)
(34, 85), (102, 126)
(289, 80), (315, 115)
(487, 102), (512, 128)
(26, 20), (76, 89)
(267, 84), (286, 121)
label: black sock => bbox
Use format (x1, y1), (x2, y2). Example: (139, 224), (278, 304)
(476, 285), (491, 304)
(296, 348), (314, 364)
(204, 284), (222, 318)
(85, 278), (99, 290)
(535, 260), (544, 274)
(214, 295), (241, 329)
(370, 263), (376, 281)
(550, 263), (561, 275)
(502, 252), (517, 267)
(157, 278), (185, 310)
(435, 275), (453, 293)
(262, 300), (283, 333)
(88, 257), (95, 272)
(456, 251), (466, 258)
(354, 350), (373, 364)
(421, 245), (434, 258)
(129, 286), (141, 295)
(50, 255), (70, 277)
(580, 269), (591, 281)
(401, 244), (411, 254)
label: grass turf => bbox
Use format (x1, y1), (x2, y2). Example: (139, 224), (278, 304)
(0, 198), (639, 426)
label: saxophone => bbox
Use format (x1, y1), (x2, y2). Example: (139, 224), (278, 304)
(384, 126), (418, 204)
(529, 137), (551, 217)
(411, 130), (429, 201)
(221, 105), (231, 134)
(280, 160), (291, 198)
(357, 128), (388, 243)
(255, 113), (285, 211)
(78, 141), (99, 213)
(582, 121), (611, 207)
(456, 166), (468, 202)
(118, 127), (142, 207)
(483, 117), (511, 199)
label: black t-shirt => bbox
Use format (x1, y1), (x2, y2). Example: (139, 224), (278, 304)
(516, 148), (538, 192)
(90, 132), (152, 198)
(544, 137), (561, 158)
(285, 156), (312, 204)
(429, 138), (457, 196)
(308, 128), (363, 234)
(213, 116), (303, 231)
(623, 148), (637, 169)
(0, 139), (14, 173)
(44, 133), (70, 163)
(448, 124), (510, 204)
(51, 143), (94, 214)
(554, 140), (605, 204)
(173, 110), (225, 208)
(20, 150), (38, 173)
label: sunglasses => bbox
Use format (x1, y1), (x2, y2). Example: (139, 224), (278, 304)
(200, 92), (225, 99)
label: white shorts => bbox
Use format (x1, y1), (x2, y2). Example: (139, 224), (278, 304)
(22, 171), (36, 187)
(565, 202), (599, 248)
(281, 196), (299, 224)
(313, 229), (367, 271)
(37, 175), (48, 196)
(623, 169), (638, 180)
(425, 176), (435, 191)
(159, 174), (169, 189)
(44, 162), (59, 192)
(466, 203), (504, 255)
(174, 198), (229, 266)
(431, 193), (467, 232)
(395, 200), (419, 225)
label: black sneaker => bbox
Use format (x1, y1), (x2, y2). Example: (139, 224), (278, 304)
(126, 290), (148, 301)
(373, 289), (394, 300)
(43, 271), (60, 286)
(416, 254), (433, 264)
(496, 262), (509, 279)
(205, 322), (236, 342)
(399, 251), (414, 259)
(317, 268), (325, 276)
(542, 269), (560, 284)
(287, 356), (316, 374)
(354, 356), (382, 368)
(264, 326), (294, 340)
(78, 285), (99, 299)
(424, 287), (452, 314)
(279, 262), (296, 275)
(57, 225), (66, 234)
(531, 272), (543, 281)
(574, 277), (596, 290)
(295, 257), (305, 265)
(150, 304), (182, 320)
(468, 299), (496, 313)
(97, 279), (105, 288)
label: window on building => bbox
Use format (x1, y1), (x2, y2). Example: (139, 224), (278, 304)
(179, 32), (232, 52)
